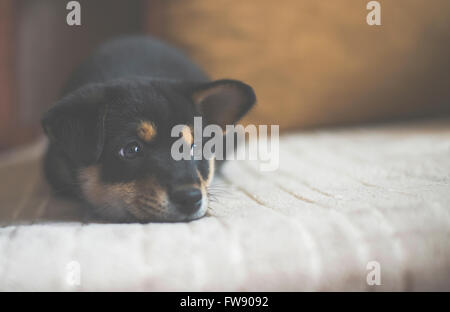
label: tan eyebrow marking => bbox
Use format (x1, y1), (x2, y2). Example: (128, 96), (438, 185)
(137, 121), (157, 142)
(181, 125), (193, 145)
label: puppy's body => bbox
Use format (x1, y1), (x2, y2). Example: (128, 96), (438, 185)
(63, 37), (209, 95)
(43, 37), (255, 223)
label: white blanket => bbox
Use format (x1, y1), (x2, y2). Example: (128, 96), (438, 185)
(1, 119), (449, 291)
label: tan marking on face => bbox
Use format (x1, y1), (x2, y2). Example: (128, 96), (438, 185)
(206, 158), (215, 185)
(135, 179), (168, 206)
(137, 121), (157, 142)
(78, 166), (170, 221)
(181, 125), (193, 145)
(79, 166), (136, 206)
(197, 157), (215, 188)
(195, 159), (214, 217)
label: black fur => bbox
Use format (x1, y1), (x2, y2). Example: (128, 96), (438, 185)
(42, 36), (256, 222)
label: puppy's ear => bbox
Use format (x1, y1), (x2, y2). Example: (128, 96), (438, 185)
(42, 85), (108, 165)
(191, 79), (256, 129)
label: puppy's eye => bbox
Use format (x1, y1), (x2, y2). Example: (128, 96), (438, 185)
(119, 142), (143, 159)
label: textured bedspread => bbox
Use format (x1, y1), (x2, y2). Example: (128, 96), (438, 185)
(1, 119), (449, 291)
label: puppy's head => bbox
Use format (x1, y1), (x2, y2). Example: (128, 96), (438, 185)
(42, 78), (255, 222)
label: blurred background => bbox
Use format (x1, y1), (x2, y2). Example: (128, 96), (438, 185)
(1, 0), (450, 151)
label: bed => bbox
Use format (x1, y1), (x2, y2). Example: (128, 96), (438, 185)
(1, 118), (449, 291)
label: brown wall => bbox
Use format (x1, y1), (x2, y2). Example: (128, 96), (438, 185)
(153, 0), (450, 130)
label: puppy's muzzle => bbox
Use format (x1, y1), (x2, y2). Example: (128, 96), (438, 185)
(170, 185), (203, 215)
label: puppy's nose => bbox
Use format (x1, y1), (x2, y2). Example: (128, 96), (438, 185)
(170, 186), (202, 214)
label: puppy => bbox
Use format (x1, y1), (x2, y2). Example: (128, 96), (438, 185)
(42, 36), (256, 223)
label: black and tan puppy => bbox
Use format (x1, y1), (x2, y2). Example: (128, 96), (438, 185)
(42, 37), (256, 223)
